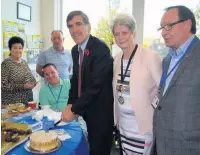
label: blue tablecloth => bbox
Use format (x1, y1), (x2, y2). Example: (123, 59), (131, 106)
(5, 119), (89, 155)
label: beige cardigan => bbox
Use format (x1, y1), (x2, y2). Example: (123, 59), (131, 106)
(113, 45), (162, 135)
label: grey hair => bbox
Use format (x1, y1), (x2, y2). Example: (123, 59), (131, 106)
(110, 13), (136, 34)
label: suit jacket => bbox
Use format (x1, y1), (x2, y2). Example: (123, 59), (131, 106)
(151, 36), (200, 155)
(113, 45), (162, 135)
(68, 35), (114, 126)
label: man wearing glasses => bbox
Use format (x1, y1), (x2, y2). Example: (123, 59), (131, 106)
(151, 5), (200, 155)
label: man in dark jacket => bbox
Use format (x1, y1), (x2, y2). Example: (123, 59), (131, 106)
(61, 10), (114, 155)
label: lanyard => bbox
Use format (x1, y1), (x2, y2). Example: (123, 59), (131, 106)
(159, 37), (199, 90)
(48, 83), (63, 110)
(121, 44), (138, 83)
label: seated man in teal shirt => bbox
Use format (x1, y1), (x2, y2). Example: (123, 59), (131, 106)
(39, 63), (70, 111)
(39, 63), (87, 137)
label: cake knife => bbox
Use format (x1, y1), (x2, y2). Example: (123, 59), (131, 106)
(54, 119), (62, 127)
(49, 119), (62, 130)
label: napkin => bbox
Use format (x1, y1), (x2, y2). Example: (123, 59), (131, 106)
(32, 109), (68, 126)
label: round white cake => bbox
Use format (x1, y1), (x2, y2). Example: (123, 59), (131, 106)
(30, 130), (58, 152)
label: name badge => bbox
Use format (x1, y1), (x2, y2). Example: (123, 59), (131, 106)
(151, 96), (159, 109)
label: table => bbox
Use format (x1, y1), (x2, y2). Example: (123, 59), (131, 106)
(5, 118), (89, 155)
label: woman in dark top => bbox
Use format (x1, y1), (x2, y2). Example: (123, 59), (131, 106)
(1, 36), (37, 105)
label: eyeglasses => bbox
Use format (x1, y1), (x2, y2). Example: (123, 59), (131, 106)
(157, 19), (188, 31)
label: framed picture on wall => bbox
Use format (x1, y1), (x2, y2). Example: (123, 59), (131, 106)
(17, 2), (31, 22)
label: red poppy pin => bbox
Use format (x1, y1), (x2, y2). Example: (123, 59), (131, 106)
(85, 49), (90, 56)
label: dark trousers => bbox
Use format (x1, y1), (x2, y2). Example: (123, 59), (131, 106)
(87, 124), (113, 155)
(84, 115), (113, 155)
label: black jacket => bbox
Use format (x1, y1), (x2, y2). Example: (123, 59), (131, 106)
(68, 35), (114, 125)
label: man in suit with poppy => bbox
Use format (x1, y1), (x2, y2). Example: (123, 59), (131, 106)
(61, 11), (114, 155)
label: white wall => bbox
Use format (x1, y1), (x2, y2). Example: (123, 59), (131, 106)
(132, 0), (145, 45)
(40, 0), (54, 48)
(1, 0), (62, 49)
(40, 0), (62, 48)
(1, 0), (41, 34)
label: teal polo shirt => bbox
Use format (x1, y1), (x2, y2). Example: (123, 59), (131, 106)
(39, 78), (71, 112)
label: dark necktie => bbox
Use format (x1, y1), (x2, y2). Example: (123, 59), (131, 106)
(78, 48), (83, 97)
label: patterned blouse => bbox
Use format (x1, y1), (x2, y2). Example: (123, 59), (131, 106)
(1, 58), (36, 105)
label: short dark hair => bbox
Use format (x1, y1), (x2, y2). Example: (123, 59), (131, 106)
(42, 63), (57, 71)
(8, 36), (24, 50)
(165, 5), (196, 34)
(66, 10), (90, 26)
